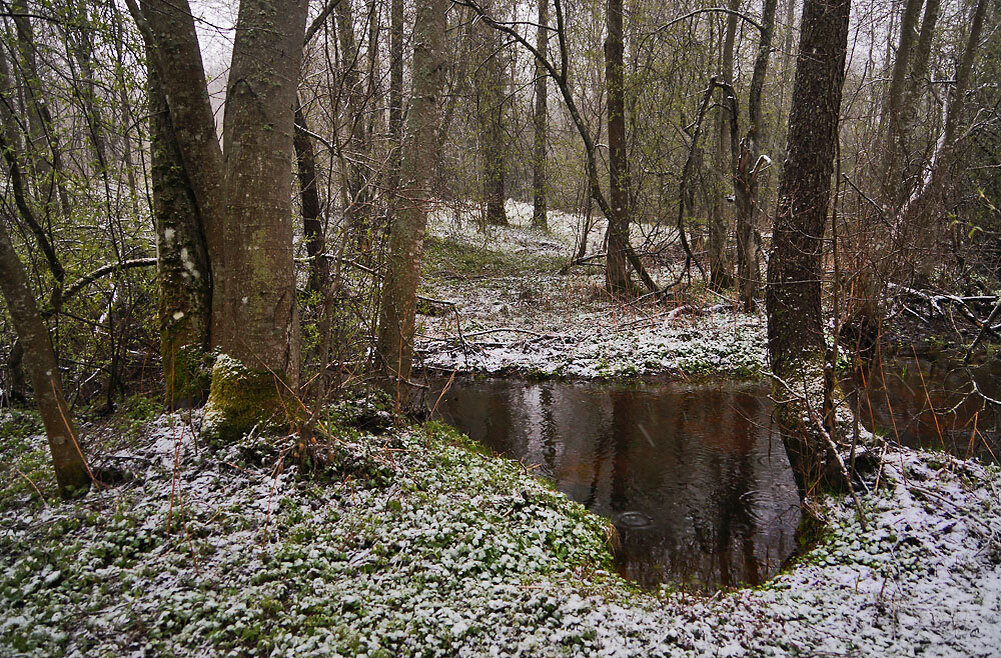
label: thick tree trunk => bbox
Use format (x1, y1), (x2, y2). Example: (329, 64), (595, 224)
(735, 0), (778, 311)
(531, 0), (549, 230)
(149, 65), (212, 408)
(477, 0), (508, 227)
(0, 212), (90, 498)
(134, 0), (308, 441)
(201, 0), (308, 443)
(376, 0), (447, 392)
(139, 0), (225, 308)
(766, 0), (850, 496)
(604, 0), (632, 294)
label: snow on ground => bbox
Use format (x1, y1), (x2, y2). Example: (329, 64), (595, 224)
(418, 200), (763, 379)
(3, 201), (1000, 656)
(1, 406), (999, 656)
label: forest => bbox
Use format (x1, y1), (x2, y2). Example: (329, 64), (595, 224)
(0, 0), (999, 653)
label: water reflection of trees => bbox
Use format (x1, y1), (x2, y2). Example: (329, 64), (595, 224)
(435, 378), (799, 589)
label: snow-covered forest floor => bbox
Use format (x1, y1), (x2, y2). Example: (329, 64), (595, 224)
(2, 403), (1000, 656)
(2, 201), (1000, 657)
(417, 201), (767, 378)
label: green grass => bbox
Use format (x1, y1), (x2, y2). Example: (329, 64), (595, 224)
(421, 235), (563, 282)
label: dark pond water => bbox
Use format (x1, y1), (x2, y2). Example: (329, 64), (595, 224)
(426, 358), (1000, 590)
(843, 357), (1001, 462)
(428, 377), (800, 589)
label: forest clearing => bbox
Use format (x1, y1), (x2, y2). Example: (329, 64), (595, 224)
(1, 0), (1000, 654)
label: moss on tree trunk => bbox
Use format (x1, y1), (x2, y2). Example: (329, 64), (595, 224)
(201, 354), (289, 445)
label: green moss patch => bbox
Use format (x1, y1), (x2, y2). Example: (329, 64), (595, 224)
(200, 354), (292, 446)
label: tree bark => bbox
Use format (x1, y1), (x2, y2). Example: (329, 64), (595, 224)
(148, 64), (212, 408)
(476, 0), (509, 226)
(735, 0), (778, 310)
(708, 0), (740, 292)
(766, 0), (850, 496)
(294, 99), (328, 298)
(0, 211), (90, 498)
(200, 0), (308, 442)
(882, 0), (923, 206)
(604, 0), (632, 294)
(138, 0), (225, 305)
(376, 0), (447, 393)
(388, 0), (404, 193)
(531, 0), (549, 230)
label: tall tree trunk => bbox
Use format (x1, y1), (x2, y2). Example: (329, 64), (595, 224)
(335, 0), (371, 247)
(0, 211), (90, 498)
(201, 0), (308, 442)
(708, 0), (740, 292)
(766, 0), (851, 496)
(531, 0), (549, 230)
(604, 0), (632, 294)
(148, 65), (212, 409)
(388, 0), (403, 193)
(477, 0), (508, 226)
(376, 0), (447, 393)
(882, 0), (923, 206)
(897, 0), (940, 170)
(136, 0), (223, 409)
(133, 0), (307, 440)
(138, 0), (225, 294)
(294, 99), (328, 298)
(735, 0), (779, 310)
(906, 0), (939, 99)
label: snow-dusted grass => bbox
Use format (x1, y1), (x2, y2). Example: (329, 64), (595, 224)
(3, 201), (999, 656)
(418, 200), (765, 379)
(2, 405), (1000, 656)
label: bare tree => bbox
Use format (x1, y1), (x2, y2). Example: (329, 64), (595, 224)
(604, 0), (633, 293)
(531, 0), (548, 230)
(0, 210), (90, 498)
(457, 0), (657, 294)
(735, 0), (779, 310)
(376, 0), (448, 393)
(476, 0), (509, 226)
(766, 0), (851, 495)
(708, 0), (740, 292)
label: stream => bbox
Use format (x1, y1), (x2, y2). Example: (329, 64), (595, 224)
(426, 357), (1001, 590)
